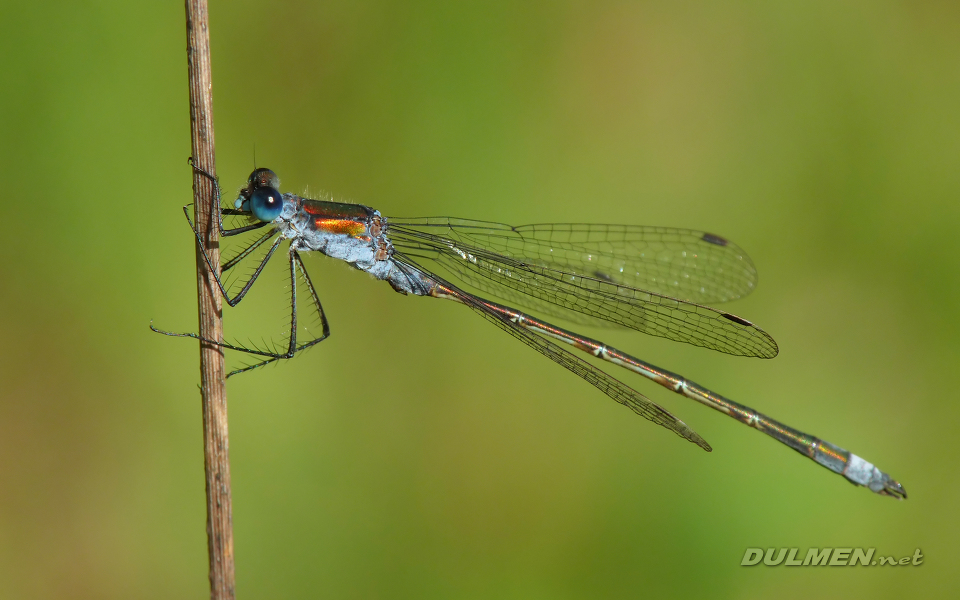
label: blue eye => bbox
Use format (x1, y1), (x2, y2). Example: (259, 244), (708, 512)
(250, 186), (284, 222)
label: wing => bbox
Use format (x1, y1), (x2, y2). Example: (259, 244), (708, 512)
(392, 254), (712, 451)
(388, 218), (778, 359)
(387, 219), (759, 302)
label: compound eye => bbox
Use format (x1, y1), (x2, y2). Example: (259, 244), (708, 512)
(249, 186), (284, 222)
(248, 168), (280, 190)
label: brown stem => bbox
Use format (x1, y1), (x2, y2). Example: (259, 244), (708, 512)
(185, 1), (235, 598)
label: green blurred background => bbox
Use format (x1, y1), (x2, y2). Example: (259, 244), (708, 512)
(1, 1), (957, 598)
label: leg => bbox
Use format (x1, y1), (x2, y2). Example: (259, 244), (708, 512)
(152, 247), (330, 376)
(183, 161), (276, 306)
(188, 158), (266, 237)
(178, 158), (284, 307)
(224, 249), (331, 377)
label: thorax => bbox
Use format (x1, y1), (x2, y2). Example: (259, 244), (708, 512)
(276, 195), (393, 268)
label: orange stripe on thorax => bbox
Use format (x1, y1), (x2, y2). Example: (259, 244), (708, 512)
(314, 218), (366, 237)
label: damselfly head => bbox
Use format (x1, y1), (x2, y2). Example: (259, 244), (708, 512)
(235, 168), (283, 219)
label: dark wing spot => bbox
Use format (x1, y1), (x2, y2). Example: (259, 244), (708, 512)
(701, 232), (728, 246)
(721, 312), (753, 326)
(593, 270), (615, 282)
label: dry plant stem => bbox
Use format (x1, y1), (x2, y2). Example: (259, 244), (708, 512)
(185, 1), (235, 598)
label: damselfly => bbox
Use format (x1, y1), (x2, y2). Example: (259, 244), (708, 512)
(154, 167), (906, 499)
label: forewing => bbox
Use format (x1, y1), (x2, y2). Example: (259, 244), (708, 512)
(388, 218), (759, 303)
(389, 219), (778, 358)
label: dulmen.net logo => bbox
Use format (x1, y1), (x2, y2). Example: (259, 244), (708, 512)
(741, 548), (923, 567)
